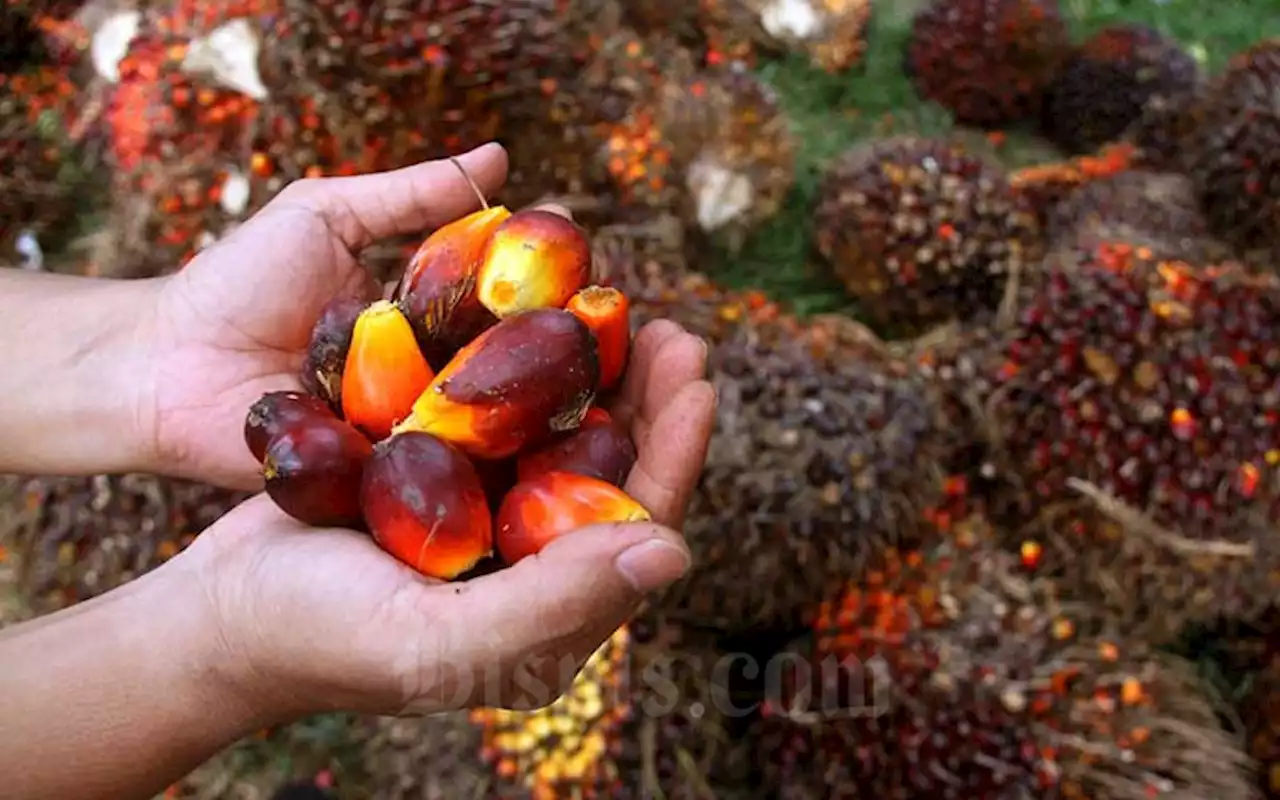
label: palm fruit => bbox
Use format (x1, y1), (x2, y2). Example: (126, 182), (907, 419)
(966, 243), (1280, 640)
(756, 524), (1254, 800)
(616, 272), (952, 634)
(905, 0), (1070, 127)
(1185, 38), (1280, 261)
(1, 474), (247, 615)
(1007, 141), (1136, 224)
(665, 66), (797, 249)
(1044, 170), (1231, 264)
(699, 0), (874, 73)
(0, 65), (89, 267)
(813, 136), (1043, 336)
(471, 618), (750, 798)
(1244, 654), (1280, 799)
(1041, 24), (1200, 156)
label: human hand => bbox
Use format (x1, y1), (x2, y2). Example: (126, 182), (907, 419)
(173, 314), (714, 719)
(141, 143), (511, 491)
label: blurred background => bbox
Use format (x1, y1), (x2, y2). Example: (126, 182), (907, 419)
(3, 0), (1280, 797)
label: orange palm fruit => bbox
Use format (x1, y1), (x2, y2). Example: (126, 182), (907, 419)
(475, 209), (592, 318)
(300, 295), (365, 412)
(245, 390), (336, 462)
(566, 285), (631, 391)
(516, 408), (637, 487)
(263, 413), (375, 528)
(393, 308), (600, 460)
(342, 300), (435, 441)
(360, 431), (493, 580)
(396, 206), (511, 367)
(495, 471), (651, 564)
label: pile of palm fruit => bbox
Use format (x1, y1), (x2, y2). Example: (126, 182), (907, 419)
(4, 0), (1280, 797)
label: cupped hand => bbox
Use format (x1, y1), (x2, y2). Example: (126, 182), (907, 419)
(143, 143), (511, 491)
(178, 318), (714, 719)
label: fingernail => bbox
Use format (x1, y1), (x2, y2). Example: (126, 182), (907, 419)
(615, 539), (691, 593)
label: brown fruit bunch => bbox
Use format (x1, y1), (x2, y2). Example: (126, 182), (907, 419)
(394, 308), (601, 460)
(361, 431), (493, 580)
(395, 205), (511, 367)
(342, 300), (435, 440)
(262, 411), (374, 528)
(475, 208), (592, 319)
(567, 286), (631, 392)
(244, 390), (335, 462)
(495, 471), (651, 565)
(300, 294), (365, 411)
(516, 407), (637, 487)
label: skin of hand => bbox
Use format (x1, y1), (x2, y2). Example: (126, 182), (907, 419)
(0, 143), (717, 800)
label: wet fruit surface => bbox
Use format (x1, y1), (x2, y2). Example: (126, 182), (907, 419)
(395, 308), (600, 459)
(263, 414), (375, 528)
(567, 286), (631, 392)
(475, 209), (592, 318)
(516, 411), (637, 487)
(495, 471), (651, 564)
(244, 391), (335, 462)
(361, 431), (493, 580)
(341, 300), (435, 440)
(300, 295), (366, 411)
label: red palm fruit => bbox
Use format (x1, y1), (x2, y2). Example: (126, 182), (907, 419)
(301, 294), (366, 412)
(263, 414), (374, 528)
(475, 210), (592, 318)
(566, 286), (631, 392)
(341, 300), (435, 440)
(496, 472), (651, 564)
(516, 412), (637, 488)
(396, 206), (511, 366)
(393, 309), (600, 460)
(361, 432), (493, 580)
(244, 390), (335, 462)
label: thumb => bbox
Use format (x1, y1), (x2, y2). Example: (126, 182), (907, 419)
(412, 522), (691, 712)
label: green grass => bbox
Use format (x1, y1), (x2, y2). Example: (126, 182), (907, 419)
(705, 0), (1280, 316)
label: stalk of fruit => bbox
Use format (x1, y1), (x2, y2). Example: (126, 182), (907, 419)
(242, 159), (646, 580)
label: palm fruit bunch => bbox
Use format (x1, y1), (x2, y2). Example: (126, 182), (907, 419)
(698, 0), (875, 73)
(1043, 170), (1230, 265)
(664, 66), (797, 251)
(615, 271), (951, 634)
(813, 136), (1043, 336)
(904, 0), (1071, 128)
(1, 473), (248, 616)
(1184, 38), (1280, 261)
(354, 711), (496, 799)
(756, 524), (1255, 800)
(245, 198), (647, 581)
(471, 618), (750, 798)
(1041, 24), (1201, 156)
(967, 243), (1280, 640)
(1244, 654), (1280, 799)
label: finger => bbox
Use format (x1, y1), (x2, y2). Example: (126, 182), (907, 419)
(532, 203), (573, 220)
(610, 320), (685, 430)
(269, 142), (510, 253)
(629, 332), (709, 449)
(414, 522), (690, 711)
(624, 380), (716, 528)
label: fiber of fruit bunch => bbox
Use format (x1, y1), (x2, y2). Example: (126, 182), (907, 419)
(1243, 654), (1280, 799)
(471, 619), (748, 798)
(1007, 141), (1136, 224)
(1040, 24), (1200, 156)
(665, 66), (797, 248)
(1044, 170), (1231, 265)
(620, 272), (952, 634)
(974, 243), (1280, 639)
(1184, 37), (1280, 261)
(756, 525), (1254, 800)
(904, 0), (1071, 127)
(2, 474), (247, 616)
(0, 65), (89, 266)
(263, 0), (568, 171)
(699, 0), (874, 73)
(813, 136), (1043, 336)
